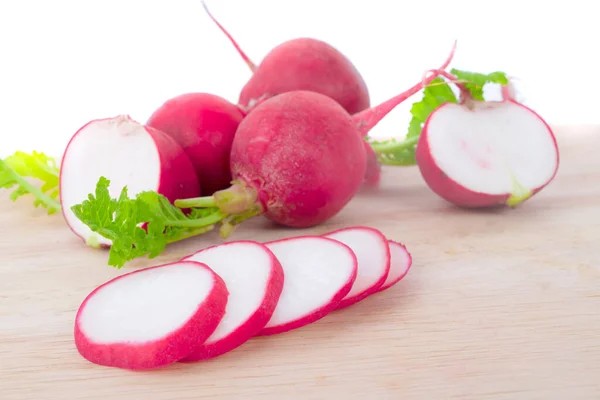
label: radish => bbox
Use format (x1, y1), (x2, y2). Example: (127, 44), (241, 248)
(179, 241), (284, 361)
(377, 240), (412, 292)
(60, 115), (201, 247)
(324, 227), (390, 309)
(70, 45), (457, 267)
(194, 43), (455, 229)
(146, 92), (245, 196)
(74, 260), (228, 370)
(415, 70), (560, 207)
(201, 0), (370, 114)
(259, 236), (358, 335)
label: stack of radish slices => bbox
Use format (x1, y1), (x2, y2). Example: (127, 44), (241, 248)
(74, 226), (412, 370)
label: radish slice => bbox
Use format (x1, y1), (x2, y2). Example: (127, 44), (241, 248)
(74, 261), (228, 370)
(179, 241), (284, 361)
(260, 236), (358, 335)
(377, 241), (412, 292)
(59, 115), (200, 247)
(324, 226), (390, 309)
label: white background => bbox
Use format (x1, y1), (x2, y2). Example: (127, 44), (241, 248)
(0, 0), (597, 158)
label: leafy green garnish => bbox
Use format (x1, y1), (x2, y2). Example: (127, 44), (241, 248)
(451, 69), (508, 101)
(71, 177), (264, 268)
(70, 177), (225, 268)
(368, 69), (509, 166)
(0, 151), (61, 214)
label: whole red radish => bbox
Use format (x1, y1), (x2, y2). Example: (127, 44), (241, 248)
(147, 92), (245, 195)
(179, 241), (284, 361)
(60, 115), (200, 247)
(74, 260), (228, 370)
(201, 0), (370, 114)
(415, 72), (560, 208)
(173, 43), (457, 230)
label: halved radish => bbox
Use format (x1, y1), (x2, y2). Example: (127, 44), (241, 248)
(59, 115), (200, 247)
(179, 241), (284, 361)
(324, 226), (390, 309)
(377, 240), (412, 292)
(259, 236), (358, 335)
(415, 79), (559, 208)
(74, 260), (228, 370)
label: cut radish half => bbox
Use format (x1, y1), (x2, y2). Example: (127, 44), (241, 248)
(324, 226), (390, 309)
(59, 115), (200, 247)
(377, 240), (412, 292)
(179, 241), (284, 361)
(415, 101), (559, 208)
(259, 236), (358, 335)
(74, 260), (228, 370)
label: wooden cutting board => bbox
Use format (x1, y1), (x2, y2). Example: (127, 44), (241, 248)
(1, 125), (599, 400)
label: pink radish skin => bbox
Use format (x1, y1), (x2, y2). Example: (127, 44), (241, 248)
(363, 141), (381, 186)
(415, 73), (559, 208)
(59, 115), (200, 247)
(324, 226), (391, 309)
(377, 240), (412, 292)
(214, 42), (457, 229)
(201, 1), (370, 115)
(147, 93), (245, 196)
(179, 241), (284, 361)
(74, 261), (228, 370)
(259, 236), (358, 335)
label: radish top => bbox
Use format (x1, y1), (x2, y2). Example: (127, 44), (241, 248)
(368, 68), (512, 166)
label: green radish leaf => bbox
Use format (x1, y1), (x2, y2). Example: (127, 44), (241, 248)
(369, 70), (508, 166)
(0, 151), (61, 214)
(451, 69), (508, 101)
(70, 176), (225, 268)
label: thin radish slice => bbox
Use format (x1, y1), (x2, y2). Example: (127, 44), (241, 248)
(74, 261), (228, 370)
(324, 226), (390, 309)
(60, 115), (200, 247)
(179, 241), (284, 361)
(259, 236), (358, 335)
(377, 241), (412, 292)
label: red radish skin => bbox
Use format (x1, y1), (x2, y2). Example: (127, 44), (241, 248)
(324, 226), (390, 309)
(200, 1), (370, 114)
(74, 261), (228, 370)
(377, 240), (412, 292)
(179, 43), (457, 229)
(415, 76), (559, 208)
(259, 236), (358, 335)
(60, 115), (200, 247)
(146, 93), (245, 196)
(179, 241), (284, 361)
(229, 91), (368, 228)
(363, 141), (381, 186)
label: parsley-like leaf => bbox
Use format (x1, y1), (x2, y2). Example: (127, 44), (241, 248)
(71, 177), (225, 268)
(0, 151), (61, 214)
(451, 69), (508, 101)
(369, 69), (509, 166)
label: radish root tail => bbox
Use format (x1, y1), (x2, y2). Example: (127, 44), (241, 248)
(201, 0), (257, 72)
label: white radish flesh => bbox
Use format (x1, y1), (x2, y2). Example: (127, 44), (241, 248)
(59, 115), (200, 247)
(260, 236), (358, 335)
(416, 101), (559, 207)
(324, 226), (390, 309)
(179, 241), (284, 361)
(377, 240), (412, 292)
(74, 260), (228, 370)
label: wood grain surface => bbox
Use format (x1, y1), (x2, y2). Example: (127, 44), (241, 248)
(1, 125), (599, 400)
